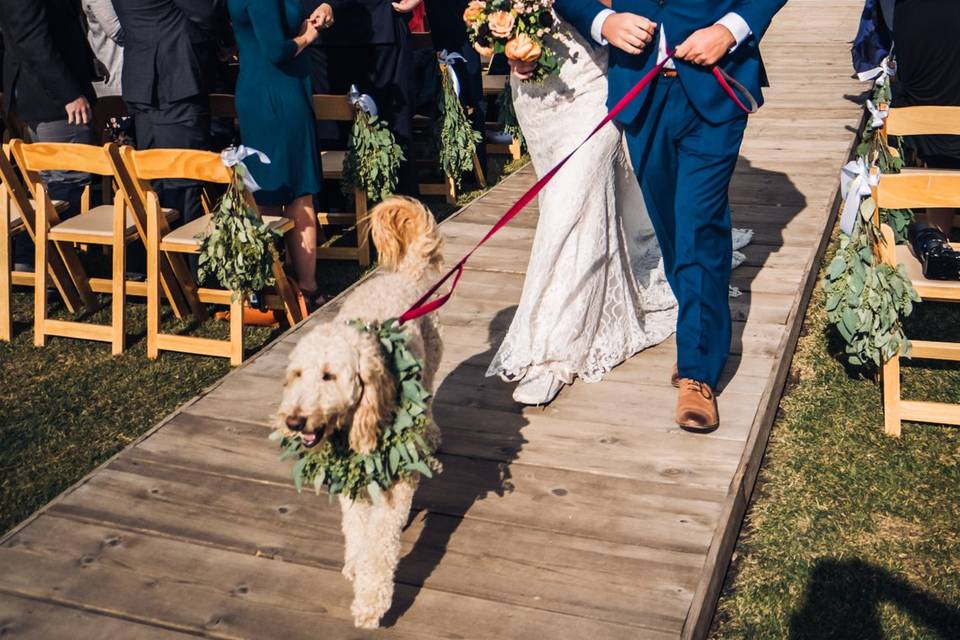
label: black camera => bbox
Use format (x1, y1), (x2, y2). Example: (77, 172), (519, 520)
(908, 222), (960, 281)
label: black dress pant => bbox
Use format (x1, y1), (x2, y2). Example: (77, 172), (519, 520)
(311, 14), (419, 197)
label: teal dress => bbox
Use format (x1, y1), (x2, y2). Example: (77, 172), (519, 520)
(228, 0), (322, 206)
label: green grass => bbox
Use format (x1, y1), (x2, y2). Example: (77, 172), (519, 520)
(0, 155), (527, 537)
(711, 227), (960, 639)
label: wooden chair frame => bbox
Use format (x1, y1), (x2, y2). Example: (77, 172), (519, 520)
(119, 146), (303, 365)
(481, 56), (523, 162)
(11, 140), (136, 354)
(873, 169), (960, 436)
(0, 144), (98, 341)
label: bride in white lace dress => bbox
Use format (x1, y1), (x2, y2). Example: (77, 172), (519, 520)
(486, 12), (750, 405)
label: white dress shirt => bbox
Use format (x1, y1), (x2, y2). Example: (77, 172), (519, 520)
(590, 10), (752, 69)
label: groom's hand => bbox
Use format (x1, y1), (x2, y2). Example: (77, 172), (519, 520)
(674, 24), (736, 66)
(600, 13), (656, 55)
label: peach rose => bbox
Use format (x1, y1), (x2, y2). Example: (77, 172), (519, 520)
(473, 41), (494, 57)
(462, 1), (486, 24)
(487, 11), (516, 39)
(504, 33), (542, 62)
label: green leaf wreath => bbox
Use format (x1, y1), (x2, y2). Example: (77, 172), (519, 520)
(435, 63), (483, 190)
(272, 318), (441, 503)
(342, 109), (404, 202)
(497, 84), (526, 154)
(197, 166), (280, 301)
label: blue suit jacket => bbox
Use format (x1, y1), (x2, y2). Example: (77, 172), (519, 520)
(555, 0), (787, 124)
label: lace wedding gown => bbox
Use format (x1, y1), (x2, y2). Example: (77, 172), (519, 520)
(486, 18), (752, 386)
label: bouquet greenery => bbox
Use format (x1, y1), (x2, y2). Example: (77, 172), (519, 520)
(463, 0), (560, 81)
(273, 319), (441, 503)
(342, 108), (404, 202)
(436, 61), (483, 190)
(197, 165), (280, 301)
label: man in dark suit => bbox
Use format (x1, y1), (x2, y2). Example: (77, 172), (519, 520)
(0, 0), (98, 268)
(424, 0), (486, 172)
(112, 0), (227, 225)
(552, 0), (786, 430)
(307, 0), (422, 196)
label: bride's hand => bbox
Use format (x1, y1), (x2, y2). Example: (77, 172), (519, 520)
(509, 59), (537, 81)
(600, 12), (656, 56)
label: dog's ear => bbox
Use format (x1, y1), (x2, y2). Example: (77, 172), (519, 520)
(349, 331), (396, 455)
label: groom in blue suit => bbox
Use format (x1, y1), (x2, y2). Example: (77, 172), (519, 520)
(539, 0), (786, 430)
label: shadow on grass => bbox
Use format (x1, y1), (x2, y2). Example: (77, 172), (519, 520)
(790, 558), (960, 640)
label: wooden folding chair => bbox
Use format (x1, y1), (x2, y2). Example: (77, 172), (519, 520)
(119, 147), (303, 365)
(10, 140), (176, 353)
(312, 94), (373, 266)
(409, 32), (486, 204)
(874, 170), (960, 436)
(481, 56), (523, 162)
(0, 144), (95, 340)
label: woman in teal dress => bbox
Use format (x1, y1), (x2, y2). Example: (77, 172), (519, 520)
(227, 0), (333, 303)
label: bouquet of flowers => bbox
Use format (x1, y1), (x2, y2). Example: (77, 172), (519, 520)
(463, 0), (560, 81)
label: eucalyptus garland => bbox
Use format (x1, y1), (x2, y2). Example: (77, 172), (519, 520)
(822, 213), (919, 368)
(497, 84), (526, 154)
(342, 109), (404, 202)
(272, 318), (441, 503)
(435, 64), (483, 190)
(197, 166), (280, 301)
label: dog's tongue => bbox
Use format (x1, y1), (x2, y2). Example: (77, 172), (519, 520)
(300, 432), (318, 446)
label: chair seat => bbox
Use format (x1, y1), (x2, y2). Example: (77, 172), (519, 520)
(896, 243), (960, 300)
(320, 150), (345, 179)
(160, 214), (292, 253)
(50, 205), (177, 243)
(8, 198), (68, 231)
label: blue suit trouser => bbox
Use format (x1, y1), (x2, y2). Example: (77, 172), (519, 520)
(624, 76), (747, 389)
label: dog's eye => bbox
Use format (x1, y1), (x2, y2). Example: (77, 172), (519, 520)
(322, 371), (336, 381)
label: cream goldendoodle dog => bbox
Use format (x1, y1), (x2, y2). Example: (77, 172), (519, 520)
(276, 196), (443, 628)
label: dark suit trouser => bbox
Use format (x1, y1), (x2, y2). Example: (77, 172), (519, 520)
(127, 96), (210, 225)
(625, 76), (746, 389)
(315, 18), (419, 196)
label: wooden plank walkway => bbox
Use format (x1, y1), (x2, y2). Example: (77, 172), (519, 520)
(0, 2), (865, 637)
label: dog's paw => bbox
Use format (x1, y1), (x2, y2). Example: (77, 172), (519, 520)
(352, 611), (382, 629)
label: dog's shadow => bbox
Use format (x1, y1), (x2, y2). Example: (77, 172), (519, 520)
(383, 306), (528, 624)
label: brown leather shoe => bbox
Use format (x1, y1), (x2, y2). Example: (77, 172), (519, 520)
(671, 363), (680, 388)
(676, 378), (719, 432)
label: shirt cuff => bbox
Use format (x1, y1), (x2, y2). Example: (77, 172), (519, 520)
(591, 9), (616, 46)
(716, 12), (752, 52)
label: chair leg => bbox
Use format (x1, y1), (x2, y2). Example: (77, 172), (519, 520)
(471, 151), (487, 189)
(229, 294), (243, 366)
(1, 192), (11, 342)
(355, 190), (371, 268)
(882, 351), (902, 437)
(146, 198), (161, 360)
(111, 210), (125, 355)
(34, 201), (48, 348)
(271, 256), (302, 326)
(445, 175), (457, 205)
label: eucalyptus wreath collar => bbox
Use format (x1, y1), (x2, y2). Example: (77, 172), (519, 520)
(271, 318), (441, 502)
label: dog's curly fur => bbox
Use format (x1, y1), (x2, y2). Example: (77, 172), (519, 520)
(276, 196), (443, 628)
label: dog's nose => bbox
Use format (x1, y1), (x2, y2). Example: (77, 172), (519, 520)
(285, 415), (307, 432)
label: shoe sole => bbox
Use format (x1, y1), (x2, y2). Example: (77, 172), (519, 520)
(678, 420), (719, 433)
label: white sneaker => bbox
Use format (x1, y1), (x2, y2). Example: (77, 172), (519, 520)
(513, 369), (564, 406)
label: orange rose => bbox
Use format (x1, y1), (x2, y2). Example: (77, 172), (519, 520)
(473, 41), (494, 57)
(505, 33), (542, 62)
(462, 1), (486, 24)
(487, 10), (516, 39)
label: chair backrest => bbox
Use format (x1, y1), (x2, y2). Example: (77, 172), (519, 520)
(0, 144), (41, 237)
(312, 94), (356, 122)
(10, 140), (115, 178)
(873, 170), (960, 210)
(884, 106), (960, 137)
(121, 147), (234, 184)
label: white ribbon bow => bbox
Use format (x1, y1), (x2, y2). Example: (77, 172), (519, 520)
(220, 145), (270, 192)
(857, 53), (897, 84)
(439, 50), (466, 97)
(839, 157), (880, 235)
(348, 84), (378, 118)
(866, 99), (889, 129)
